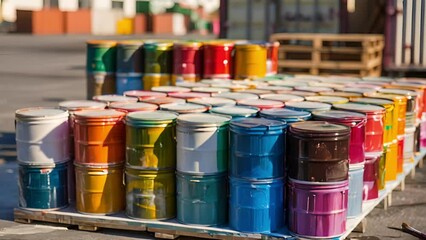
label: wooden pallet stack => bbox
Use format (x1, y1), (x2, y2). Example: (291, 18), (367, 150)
(270, 33), (384, 77)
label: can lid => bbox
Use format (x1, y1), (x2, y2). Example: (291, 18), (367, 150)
(126, 110), (178, 123)
(362, 76), (394, 82)
(333, 103), (385, 114)
(176, 81), (209, 88)
(342, 87), (377, 94)
(188, 97), (236, 107)
(256, 85), (293, 92)
(295, 86), (334, 93)
(124, 90), (167, 99)
(174, 41), (202, 48)
(309, 82), (345, 89)
(160, 103), (208, 113)
(305, 96), (349, 104)
(288, 91), (318, 97)
(259, 108), (311, 123)
(212, 92), (259, 101)
(210, 106), (259, 117)
(59, 100), (106, 111)
(141, 97), (186, 105)
(230, 117), (286, 130)
(234, 43), (266, 50)
(177, 113), (231, 126)
(144, 42), (173, 50)
(240, 89), (273, 96)
(117, 40), (143, 46)
(74, 109), (125, 119)
(86, 40), (117, 47)
(109, 102), (158, 112)
(192, 87), (231, 94)
(319, 91), (363, 98)
(285, 101), (331, 112)
(238, 99), (284, 108)
(379, 88), (419, 96)
(261, 94), (305, 102)
(151, 86), (191, 93)
(366, 93), (407, 102)
(312, 110), (366, 121)
(290, 121), (350, 134)
(92, 95), (138, 104)
(269, 80), (308, 87)
(346, 83), (382, 90)
(200, 79), (232, 86)
(16, 107), (68, 120)
(167, 92), (210, 99)
(351, 97), (394, 106)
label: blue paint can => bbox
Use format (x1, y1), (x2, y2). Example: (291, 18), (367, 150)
(259, 108), (311, 124)
(229, 177), (284, 233)
(116, 74), (143, 95)
(230, 118), (286, 179)
(347, 163), (365, 218)
(176, 172), (227, 226)
(18, 162), (68, 209)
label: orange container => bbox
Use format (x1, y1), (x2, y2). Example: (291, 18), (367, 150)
(73, 110), (126, 165)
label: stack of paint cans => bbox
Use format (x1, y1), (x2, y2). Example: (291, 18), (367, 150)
(203, 42), (234, 79)
(173, 42), (203, 83)
(176, 113), (231, 225)
(16, 108), (70, 210)
(86, 40), (117, 99)
(287, 121), (350, 238)
(58, 100), (107, 203)
(143, 42), (174, 90)
(266, 42), (279, 76)
(73, 109), (126, 215)
(125, 111), (177, 220)
(229, 118), (286, 233)
(116, 41), (144, 94)
(312, 111), (367, 218)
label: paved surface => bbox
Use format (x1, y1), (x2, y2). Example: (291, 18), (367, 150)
(0, 34), (425, 240)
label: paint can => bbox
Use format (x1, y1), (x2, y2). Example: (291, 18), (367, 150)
(140, 97), (186, 106)
(109, 102), (158, 113)
(261, 94), (305, 103)
(285, 101), (332, 113)
(167, 92), (210, 100)
(125, 168), (175, 219)
(305, 96), (349, 104)
(203, 42), (234, 79)
(192, 87), (231, 95)
(173, 42), (203, 82)
(230, 118), (286, 179)
(256, 85), (293, 93)
(347, 163), (364, 218)
(266, 41), (279, 76)
(319, 91), (363, 100)
(124, 90), (167, 100)
(144, 42), (173, 74)
(86, 73), (116, 100)
(116, 40), (143, 74)
(287, 121), (350, 182)
(73, 110), (126, 165)
(75, 163), (124, 215)
(333, 103), (385, 154)
(234, 43), (267, 79)
(403, 127), (416, 163)
(229, 177), (284, 233)
(421, 114), (426, 149)
(125, 111), (177, 170)
(160, 103), (209, 114)
(116, 74), (143, 95)
(176, 81), (208, 88)
(312, 110), (367, 165)
(259, 108), (311, 124)
(86, 40), (117, 73)
(363, 152), (381, 201)
(295, 86), (334, 93)
(237, 99), (284, 110)
(151, 86), (191, 94)
(177, 113), (231, 174)
(209, 106), (258, 119)
(211, 92), (259, 102)
(176, 172), (227, 226)
(15, 108), (70, 165)
(188, 97), (236, 108)
(18, 162), (68, 210)
(287, 179), (348, 238)
(92, 94), (138, 106)
(382, 140), (397, 181)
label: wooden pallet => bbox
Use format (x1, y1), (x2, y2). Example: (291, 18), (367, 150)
(270, 33), (384, 77)
(13, 207), (293, 240)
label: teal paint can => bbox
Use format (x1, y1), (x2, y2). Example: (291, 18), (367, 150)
(176, 172), (227, 226)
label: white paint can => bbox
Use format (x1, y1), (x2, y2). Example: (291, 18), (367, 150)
(403, 127), (416, 162)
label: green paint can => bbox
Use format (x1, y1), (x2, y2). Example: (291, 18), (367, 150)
(176, 172), (227, 226)
(86, 40), (117, 73)
(144, 42), (173, 74)
(125, 111), (178, 170)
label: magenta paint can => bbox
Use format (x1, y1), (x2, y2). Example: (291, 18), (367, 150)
(287, 179), (348, 238)
(312, 110), (367, 164)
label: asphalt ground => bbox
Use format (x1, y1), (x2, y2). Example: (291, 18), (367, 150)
(0, 34), (424, 240)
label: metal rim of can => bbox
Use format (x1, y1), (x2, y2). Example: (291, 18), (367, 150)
(15, 107), (69, 120)
(333, 103), (386, 114)
(126, 110), (178, 126)
(86, 40), (117, 47)
(59, 100), (107, 112)
(177, 113), (231, 127)
(160, 103), (209, 114)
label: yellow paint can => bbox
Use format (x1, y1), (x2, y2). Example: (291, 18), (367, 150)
(75, 163), (124, 215)
(143, 74), (172, 90)
(234, 44), (267, 80)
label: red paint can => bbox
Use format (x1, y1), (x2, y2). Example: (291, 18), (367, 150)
(266, 41), (279, 76)
(173, 42), (203, 81)
(203, 42), (234, 79)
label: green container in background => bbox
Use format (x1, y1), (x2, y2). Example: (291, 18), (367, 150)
(86, 40), (117, 73)
(136, 0), (151, 14)
(125, 111), (177, 170)
(117, 40), (144, 74)
(176, 172), (227, 226)
(144, 42), (173, 74)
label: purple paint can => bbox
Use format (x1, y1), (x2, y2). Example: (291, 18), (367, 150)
(288, 179), (348, 238)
